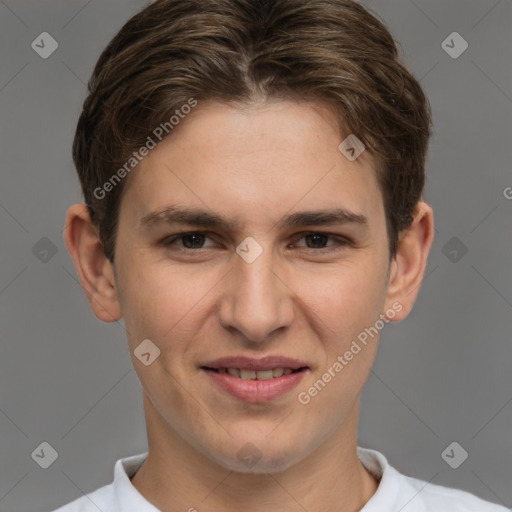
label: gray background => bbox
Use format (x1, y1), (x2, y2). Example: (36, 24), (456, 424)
(0, 1), (511, 511)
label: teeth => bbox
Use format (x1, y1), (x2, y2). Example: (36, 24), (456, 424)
(256, 370), (274, 380)
(218, 367), (298, 380)
(240, 369), (256, 380)
(272, 368), (284, 377)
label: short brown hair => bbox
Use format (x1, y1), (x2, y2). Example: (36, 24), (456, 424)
(73, 0), (432, 262)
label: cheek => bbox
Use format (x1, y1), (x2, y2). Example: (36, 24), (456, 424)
(117, 258), (217, 347)
(295, 259), (387, 341)
(296, 267), (384, 412)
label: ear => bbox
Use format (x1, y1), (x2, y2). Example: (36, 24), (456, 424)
(383, 201), (434, 322)
(63, 203), (122, 322)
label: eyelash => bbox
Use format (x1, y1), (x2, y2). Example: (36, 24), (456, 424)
(161, 231), (351, 254)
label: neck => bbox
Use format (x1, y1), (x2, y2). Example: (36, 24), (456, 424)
(131, 394), (379, 512)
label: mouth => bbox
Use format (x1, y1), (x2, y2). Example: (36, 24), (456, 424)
(200, 356), (310, 403)
(202, 366), (308, 380)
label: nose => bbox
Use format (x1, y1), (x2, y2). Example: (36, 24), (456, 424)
(218, 246), (294, 343)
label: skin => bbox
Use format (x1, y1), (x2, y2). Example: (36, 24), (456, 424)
(64, 99), (434, 512)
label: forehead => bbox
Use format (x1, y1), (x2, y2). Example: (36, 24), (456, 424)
(119, 100), (385, 233)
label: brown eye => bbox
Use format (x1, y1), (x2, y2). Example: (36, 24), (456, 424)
(162, 231), (350, 254)
(304, 233), (329, 249)
(163, 232), (216, 250)
(293, 232), (350, 251)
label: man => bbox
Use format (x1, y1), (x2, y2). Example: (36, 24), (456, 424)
(54, 0), (508, 510)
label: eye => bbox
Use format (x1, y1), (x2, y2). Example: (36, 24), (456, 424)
(292, 232), (350, 252)
(162, 231), (351, 253)
(163, 232), (216, 250)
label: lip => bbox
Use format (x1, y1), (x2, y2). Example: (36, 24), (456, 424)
(200, 355), (310, 403)
(203, 367), (308, 403)
(200, 355), (309, 371)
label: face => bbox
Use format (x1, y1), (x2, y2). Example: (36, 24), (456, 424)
(112, 99), (398, 473)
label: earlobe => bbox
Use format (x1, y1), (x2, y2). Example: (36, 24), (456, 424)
(383, 201), (434, 322)
(63, 203), (122, 323)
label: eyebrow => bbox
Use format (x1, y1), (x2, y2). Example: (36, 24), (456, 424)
(140, 205), (368, 232)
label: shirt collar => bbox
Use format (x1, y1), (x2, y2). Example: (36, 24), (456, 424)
(113, 452), (160, 511)
(357, 447), (427, 512)
(111, 447), (404, 511)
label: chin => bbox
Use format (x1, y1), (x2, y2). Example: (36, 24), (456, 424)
(208, 441), (303, 474)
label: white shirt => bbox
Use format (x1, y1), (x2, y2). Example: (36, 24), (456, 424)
(51, 447), (509, 512)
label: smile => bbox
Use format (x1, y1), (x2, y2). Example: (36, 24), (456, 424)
(202, 366), (308, 403)
(206, 367), (304, 380)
